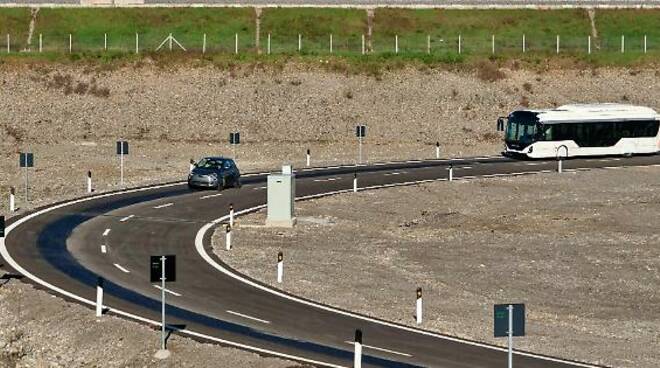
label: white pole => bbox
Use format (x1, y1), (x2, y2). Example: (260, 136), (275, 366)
(644, 35), (647, 53)
(588, 35), (591, 54)
(358, 136), (363, 164)
(6, 34), (9, 53)
(329, 34), (333, 53)
(416, 288), (423, 325)
(225, 225), (232, 250)
(558, 157), (563, 173)
(39, 33), (42, 53)
(556, 35), (560, 54)
(96, 277), (104, 318)
(395, 34), (398, 54)
(298, 34), (301, 52)
(69, 34), (72, 54)
(361, 34), (365, 55)
(120, 152), (124, 186)
(508, 304), (513, 368)
(135, 33), (139, 54)
(267, 33), (271, 54)
(306, 149), (311, 167)
(621, 35), (625, 53)
(169, 33), (173, 51)
(277, 252), (283, 283)
(522, 34), (525, 53)
(427, 34), (430, 54)
(87, 171), (92, 194)
(491, 34), (495, 54)
(202, 33), (206, 54)
(435, 142), (440, 159)
(9, 187), (15, 212)
(353, 173), (358, 193)
(458, 34), (462, 54)
(229, 204), (234, 228)
(449, 164), (453, 182)
(354, 330), (363, 368)
(160, 256), (166, 351)
(235, 33), (238, 55)
(104, 33), (107, 51)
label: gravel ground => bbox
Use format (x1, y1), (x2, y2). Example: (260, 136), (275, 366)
(217, 166), (660, 368)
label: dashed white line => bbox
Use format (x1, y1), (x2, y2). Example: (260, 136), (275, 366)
(313, 177), (342, 182)
(153, 203), (174, 209)
(344, 341), (412, 357)
(200, 193), (223, 199)
(457, 166), (472, 169)
(253, 186), (267, 191)
(102, 229), (111, 236)
(119, 215), (134, 222)
(113, 263), (130, 273)
(154, 285), (182, 297)
(384, 171), (407, 176)
(101, 245), (107, 254)
(226, 310), (271, 324)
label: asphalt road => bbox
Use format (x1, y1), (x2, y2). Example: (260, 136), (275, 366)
(3, 154), (659, 367)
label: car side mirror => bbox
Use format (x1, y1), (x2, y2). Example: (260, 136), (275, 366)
(497, 117), (506, 132)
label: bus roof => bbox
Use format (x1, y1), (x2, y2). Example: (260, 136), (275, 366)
(519, 104), (659, 124)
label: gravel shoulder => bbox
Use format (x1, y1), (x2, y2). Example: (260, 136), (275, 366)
(217, 166), (660, 368)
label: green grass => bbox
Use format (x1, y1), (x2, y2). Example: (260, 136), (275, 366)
(0, 8), (658, 66)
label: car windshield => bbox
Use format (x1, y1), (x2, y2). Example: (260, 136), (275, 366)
(505, 111), (541, 144)
(196, 158), (226, 169)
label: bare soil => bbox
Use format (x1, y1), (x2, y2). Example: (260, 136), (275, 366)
(218, 166), (660, 368)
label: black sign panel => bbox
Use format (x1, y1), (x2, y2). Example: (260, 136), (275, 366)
(494, 303), (525, 337)
(356, 125), (366, 138)
(19, 153), (34, 168)
(497, 117), (506, 132)
(150, 255), (176, 283)
(0, 216), (5, 238)
(116, 141), (129, 155)
(229, 132), (240, 145)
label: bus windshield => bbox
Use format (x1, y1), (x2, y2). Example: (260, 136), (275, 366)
(505, 112), (541, 146)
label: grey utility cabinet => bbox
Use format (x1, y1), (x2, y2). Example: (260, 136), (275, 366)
(266, 165), (296, 227)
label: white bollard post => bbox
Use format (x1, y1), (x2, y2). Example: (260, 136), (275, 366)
(277, 252), (283, 283)
(361, 34), (365, 55)
(306, 149), (311, 167)
(353, 172), (358, 193)
(354, 329), (363, 368)
(416, 287), (423, 325)
(556, 35), (560, 54)
(298, 33), (302, 52)
(621, 35), (625, 53)
(235, 33), (238, 55)
(588, 35), (591, 55)
(395, 34), (398, 54)
(96, 277), (104, 318)
(435, 142), (440, 159)
(135, 33), (139, 54)
(202, 33), (206, 54)
(6, 34), (10, 53)
(189, 158), (195, 173)
(9, 187), (16, 212)
(39, 33), (42, 53)
(448, 164), (453, 182)
(329, 34), (333, 53)
(225, 224), (232, 250)
(87, 171), (92, 194)
(427, 34), (430, 54)
(229, 203), (234, 228)
(267, 33), (271, 55)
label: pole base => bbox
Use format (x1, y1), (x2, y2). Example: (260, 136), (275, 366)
(154, 349), (171, 360)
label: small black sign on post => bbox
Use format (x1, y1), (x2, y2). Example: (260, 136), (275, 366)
(494, 303), (525, 368)
(0, 215), (5, 239)
(497, 117), (506, 132)
(116, 140), (129, 186)
(355, 125), (367, 164)
(229, 132), (240, 159)
(150, 255), (176, 354)
(19, 152), (34, 203)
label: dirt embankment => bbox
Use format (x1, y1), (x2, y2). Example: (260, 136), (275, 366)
(217, 166), (660, 368)
(1, 62), (659, 216)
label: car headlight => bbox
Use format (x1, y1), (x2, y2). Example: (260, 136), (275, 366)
(208, 173), (218, 179)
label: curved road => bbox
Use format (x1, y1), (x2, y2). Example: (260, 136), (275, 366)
(2, 154), (659, 367)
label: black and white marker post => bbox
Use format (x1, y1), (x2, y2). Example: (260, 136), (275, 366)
(353, 172), (358, 193)
(0, 215), (5, 239)
(19, 152), (34, 203)
(225, 224), (232, 250)
(435, 142), (440, 159)
(229, 132), (240, 159)
(306, 149), (311, 167)
(96, 277), (104, 318)
(229, 203), (235, 228)
(116, 140), (129, 186)
(494, 303), (525, 368)
(277, 251), (283, 283)
(9, 187), (15, 213)
(354, 329), (363, 368)
(150, 255), (176, 359)
(356, 125), (366, 164)
(448, 163), (454, 182)
(87, 171), (93, 194)
(416, 287), (423, 325)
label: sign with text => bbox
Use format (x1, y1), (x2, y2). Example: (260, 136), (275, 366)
(116, 141), (129, 155)
(19, 152), (34, 168)
(494, 303), (525, 337)
(150, 255), (176, 283)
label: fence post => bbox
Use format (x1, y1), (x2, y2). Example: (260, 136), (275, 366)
(268, 33), (271, 55)
(104, 33), (107, 51)
(135, 33), (139, 54)
(491, 34), (495, 54)
(458, 34), (462, 54)
(644, 34), (647, 53)
(329, 33), (333, 53)
(361, 34), (365, 55)
(298, 34), (301, 52)
(69, 34), (72, 54)
(39, 33), (42, 53)
(427, 34), (430, 54)
(6, 34), (9, 53)
(522, 34), (526, 53)
(588, 35), (591, 54)
(235, 33), (238, 55)
(556, 35), (560, 54)
(621, 35), (625, 53)
(202, 33), (206, 54)
(395, 34), (398, 54)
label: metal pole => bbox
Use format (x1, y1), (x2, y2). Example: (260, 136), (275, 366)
(160, 256), (166, 351)
(556, 35), (560, 54)
(135, 33), (139, 54)
(508, 304), (513, 368)
(202, 33), (206, 54)
(39, 33), (42, 53)
(358, 136), (363, 164)
(268, 33), (271, 54)
(329, 34), (333, 53)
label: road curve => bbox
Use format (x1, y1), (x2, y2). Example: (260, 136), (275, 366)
(2, 154), (659, 367)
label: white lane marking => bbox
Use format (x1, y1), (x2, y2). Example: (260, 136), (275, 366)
(344, 341), (412, 357)
(113, 263), (130, 273)
(253, 186), (267, 190)
(384, 171), (407, 176)
(525, 162), (545, 166)
(154, 285), (182, 297)
(0, 180), (345, 368)
(153, 203), (174, 209)
(102, 229), (111, 236)
(226, 310), (271, 324)
(457, 166), (472, 169)
(200, 193), (223, 199)
(313, 177), (342, 182)
(119, 215), (134, 222)
(101, 245), (107, 254)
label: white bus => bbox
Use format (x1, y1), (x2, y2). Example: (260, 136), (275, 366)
(497, 104), (660, 159)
